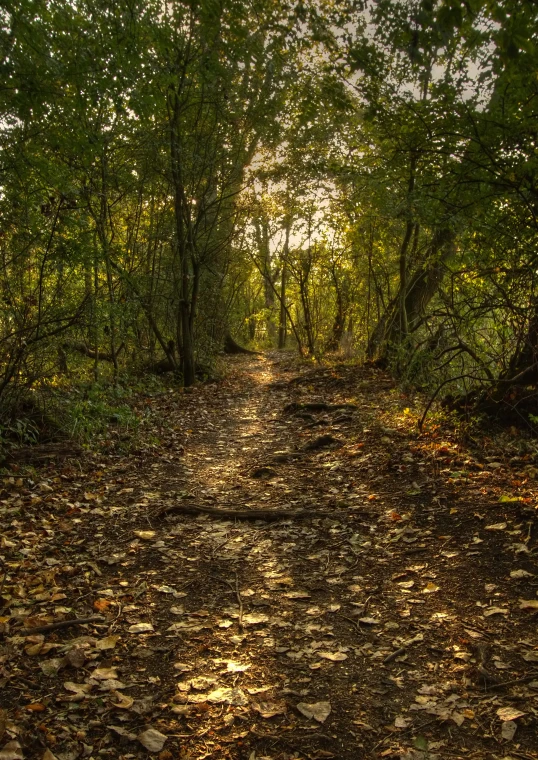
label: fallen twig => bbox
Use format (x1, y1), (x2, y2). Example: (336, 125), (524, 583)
(482, 672), (538, 691)
(17, 616), (105, 636)
(0, 557), (7, 603)
(155, 503), (331, 521)
(383, 646), (407, 664)
(234, 572), (244, 631)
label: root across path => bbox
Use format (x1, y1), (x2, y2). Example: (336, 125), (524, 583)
(1, 354), (538, 760)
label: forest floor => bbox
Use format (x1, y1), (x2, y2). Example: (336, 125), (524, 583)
(1, 354), (538, 760)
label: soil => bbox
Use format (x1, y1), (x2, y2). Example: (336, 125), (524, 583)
(1, 354), (538, 760)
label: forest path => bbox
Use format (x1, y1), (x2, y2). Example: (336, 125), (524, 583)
(2, 355), (538, 760)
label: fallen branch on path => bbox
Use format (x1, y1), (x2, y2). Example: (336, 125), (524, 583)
(155, 503), (331, 521)
(17, 616), (105, 636)
(284, 401), (358, 414)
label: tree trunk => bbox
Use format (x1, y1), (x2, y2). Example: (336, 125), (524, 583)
(170, 94), (196, 387)
(368, 227), (456, 364)
(278, 261), (287, 349)
(278, 222), (290, 350)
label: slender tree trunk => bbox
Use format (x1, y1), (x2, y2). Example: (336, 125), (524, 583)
(170, 95), (195, 386)
(368, 227), (456, 363)
(278, 223), (290, 350)
(93, 257), (99, 382)
(278, 262), (287, 349)
(299, 271), (315, 356)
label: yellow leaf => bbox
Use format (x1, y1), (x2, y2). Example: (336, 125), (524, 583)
(423, 582), (439, 593)
(110, 691), (134, 709)
(519, 599), (538, 610)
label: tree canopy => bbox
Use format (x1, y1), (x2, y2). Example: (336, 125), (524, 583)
(0, 0), (537, 426)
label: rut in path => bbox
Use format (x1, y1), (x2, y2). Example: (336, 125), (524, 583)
(2, 354), (538, 760)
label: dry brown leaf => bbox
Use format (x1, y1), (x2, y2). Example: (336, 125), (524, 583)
(496, 706), (526, 721)
(110, 691), (134, 709)
(251, 701), (287, 718)
(519, 599), (538, 610)
(296, 701), (331, 723)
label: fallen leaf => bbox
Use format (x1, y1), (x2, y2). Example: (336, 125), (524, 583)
(296, 701), (331, 723)
(91, 667), (118, 680)
(510, 569), (534, 579)
(65, 647), (86, 668)
(134, 531), (157, 541)
(242, 613), (269, 625)
(251, 701), (287, 718)
(25, 643), (43, 656)
(95, 635), (120, 650)
(128, 622), (154, 633)
(40, 658), (65, 676)
(110, 691), (134, 709)
(138, 728), (167, 753)
(108, 725), (137, 741)
(501, 721), (517, 741)
(423, 582), (439, 593)
(318, 651), (348, 661)
(206, 687), (248, 706)
(485, 522), (507, 531)
(42, 750), (59, 760)
(167, 622), (203, 632)
(0, 741), (23, 760)
(93, 599), (113, 612)
(496, 706), (526, 721)
(63, 682), (92, 699)
(519, 599), (538, 610)
(483, 607), (509, 617)
(226, 661), (250, 672)
(190, 676), (217, 691)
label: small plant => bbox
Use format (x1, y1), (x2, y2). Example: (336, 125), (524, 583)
(0, 418), (40, 447)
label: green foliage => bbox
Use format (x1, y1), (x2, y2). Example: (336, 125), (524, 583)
(61, 384), (139, 443)
(0, 0), (537, 431)
(0, 418), (40, 447)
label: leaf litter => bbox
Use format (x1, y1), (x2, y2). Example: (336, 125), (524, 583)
(1, 355), (538, 759)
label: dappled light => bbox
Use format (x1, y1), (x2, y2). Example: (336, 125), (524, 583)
(2, 356), (538, 759)
(1, 0), (538, 758)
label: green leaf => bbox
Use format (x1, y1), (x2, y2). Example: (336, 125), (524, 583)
(413, 734), (429, 751)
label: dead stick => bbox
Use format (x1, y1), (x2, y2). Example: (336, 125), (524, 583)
(156, 503), (331, 521)
(383, 647), (406, 664)
(484, 673), (538, 690)
(234, 572), (244, 632)
(18, 616), (105, 635)
(0, 557), (7, 604)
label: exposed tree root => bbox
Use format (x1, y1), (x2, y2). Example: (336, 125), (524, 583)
(5, 442), (83, 464)
(223, 334), (262, 355)
(155, 503), (331, 521)
(17, 616), (105, 636)
(303, 434), (341, 451)
(284, 401), (358, 414)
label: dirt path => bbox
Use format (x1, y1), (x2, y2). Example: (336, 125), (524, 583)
(1, 355), (538, 760)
